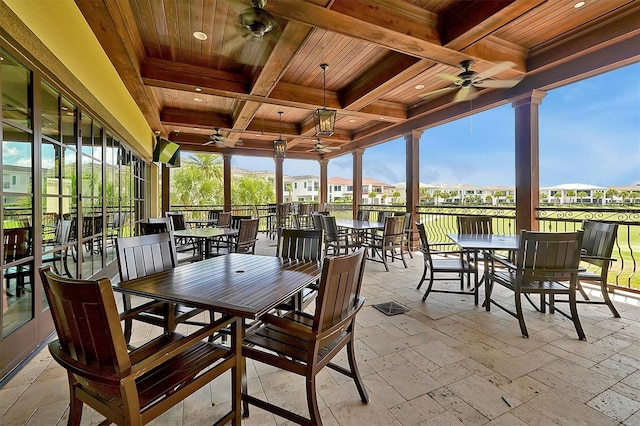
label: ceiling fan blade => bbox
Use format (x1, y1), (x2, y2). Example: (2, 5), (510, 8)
(474, 61), (515, 80)
(436, 72), (462, 83)
(474, 77), (523, 89)
(453, 86), (478, 102)
(418, 86), (456, 99)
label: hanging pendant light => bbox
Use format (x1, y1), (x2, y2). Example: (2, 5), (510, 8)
(313, 63), (337, 137)
(273, 111), (286, 158)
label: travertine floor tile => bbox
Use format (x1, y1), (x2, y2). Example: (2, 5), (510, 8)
(587, 389), (640, 422)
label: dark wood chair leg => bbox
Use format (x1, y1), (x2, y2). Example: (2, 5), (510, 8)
(306, 376), (322, 426)
(346, 339), (369, 403)
(569, 289), (587, 341)
(514, 292), (529, 338)
(602, 288), (621, 318)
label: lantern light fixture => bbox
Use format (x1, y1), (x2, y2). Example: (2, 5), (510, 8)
(313, 64), (337, 137)
(273, 111), (286, 158)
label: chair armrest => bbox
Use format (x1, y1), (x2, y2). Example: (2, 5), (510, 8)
(49, 341), (122, 386)
(257, 313), (313, 338)
(130, 315), (234, 378)
(119, 300), (165, 321)
(581, 255), (616, 262)
(488, 252), (517, 270)
(316, 297), (364, 341)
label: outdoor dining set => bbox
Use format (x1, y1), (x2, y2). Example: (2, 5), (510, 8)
(35, 207), (620, 425)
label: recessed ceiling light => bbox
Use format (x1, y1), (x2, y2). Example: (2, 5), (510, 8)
(348, 119), (356, 123)
(194, 128), (201, 131)
(415, 84), (425, 90)
(193, 31), (208, 40)
(574, 1), (585, 8)
(194, 97), (203, 102)
(379, 117), (385, 120)
(195, 87), (202, 92)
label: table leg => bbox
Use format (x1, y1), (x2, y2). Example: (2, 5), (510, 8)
(231, 317), (243, 425)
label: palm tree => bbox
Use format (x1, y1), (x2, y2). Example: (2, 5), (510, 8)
(606, 189), (619, 204)
(285, 183), (293, 202)
(485, 194), (493, 205)
(593, 191), (604, 205)
(381, 193), (388, 205)
(368, 191), (377, 205)
(577, 191), (587, 204)
(185, 153), (223, 181)
(232, 175), (275, 204)
(392, 190), (401, 204)
(493, 190), (504, 204)
(554, 192), (562, 204)
(565, 189), (576, 204)
(433, 190), (443, 205)
(620, 190), (631, 205)
(631, 191), (640, 205)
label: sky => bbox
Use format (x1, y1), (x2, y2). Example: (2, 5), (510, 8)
(232, 62), (640, 188)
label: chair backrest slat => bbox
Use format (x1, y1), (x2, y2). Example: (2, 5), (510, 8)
(321, 216), (340, 241)
(166, 212), (186, 231)
(457, 215), (493, 235)
(581, 220), (618, 268)
(314, 249), (366, 335)
(311, 213), (324, 231)
(235, 218), (259, 253)
(39, 267), (130, 373)
(217, 212), (231, 228)
(278, 229), (323, 261)
(116, 233), (177, 282)
(383, 215), (405, 241)
(416, 222), (433, 262)
(517, 230), (583, 281)
(140, 218), (172, 235)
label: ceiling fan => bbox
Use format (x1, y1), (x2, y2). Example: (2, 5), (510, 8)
(419, 60), (523, 102)
(204, 128), (243, 147)
(313, 138), (340, 154)
(223, 0), (279, 64)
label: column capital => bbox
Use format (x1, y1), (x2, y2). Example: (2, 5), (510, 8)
(223, 153), (232, 161)
(512, 89), (547, 108)
(318, 159), (329, 166)
(273, 157), (284, 165)
(403, 129), (424, 142)
(352, 148), (365, 157)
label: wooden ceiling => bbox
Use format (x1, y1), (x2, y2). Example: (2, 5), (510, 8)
(76, 0), (639, 160)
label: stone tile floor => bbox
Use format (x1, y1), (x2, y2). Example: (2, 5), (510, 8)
(2, 236), (640, 425)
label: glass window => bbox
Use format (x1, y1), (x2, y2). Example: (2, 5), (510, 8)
(1, 49), (32, 130)
(41, 81), (60, 139)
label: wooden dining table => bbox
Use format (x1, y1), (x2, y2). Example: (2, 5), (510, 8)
(113, 253), (323, 425)
(174, 227), (239, 259)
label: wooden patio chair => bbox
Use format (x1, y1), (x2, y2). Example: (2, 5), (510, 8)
(486, 230), (586, 340)
(3, 226), (32, 296)
(276, 228), (324, 311)
(367, 215), (407, 271)
(457, 215), (493, 234)
(116, 233), (210, 344)
(233, 218), (259, 254)
(242, 248), (369, 425)
(38, 266), (234, 426)
(553, 220), (620, 317)
(321, 215), (360, 256)
(416, 223), (478, 304)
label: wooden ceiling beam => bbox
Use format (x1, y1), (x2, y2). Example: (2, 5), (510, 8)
(141, 60), (405, 122)
(160, 108), (231, 130)
(264, 0), (525, 71)
(440, 0), (545, 50)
